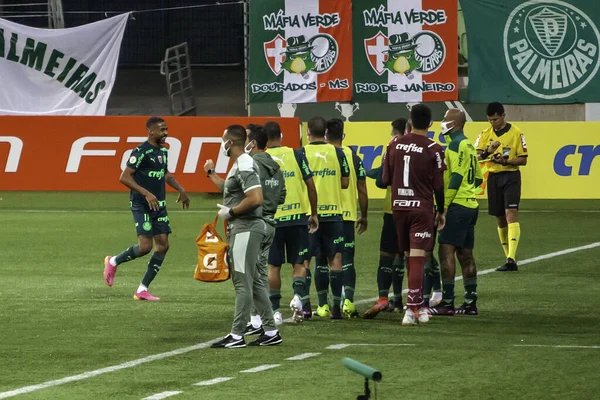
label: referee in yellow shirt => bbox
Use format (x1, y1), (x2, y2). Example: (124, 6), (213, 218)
(475, 102), (528, 271)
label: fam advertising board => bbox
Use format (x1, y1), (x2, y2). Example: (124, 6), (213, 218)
(0, 116), (300, 191)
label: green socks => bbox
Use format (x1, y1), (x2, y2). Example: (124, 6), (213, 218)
(315, 264), (330, 306)
(377, 255), (394, 298)
(141, 252), (164, 287)
(330, 270), (343, 304)
(442, 278), (455, 305)
(342, 263), (356, 302)
(463, 277), (478, 304)
(115, 245), (140, 265)
(269, 290), (281, 311)
(292, 277), (306, 297)
(392, 255), (405, 303)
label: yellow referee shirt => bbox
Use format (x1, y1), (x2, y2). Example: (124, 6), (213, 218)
(475, 123), (528, 173)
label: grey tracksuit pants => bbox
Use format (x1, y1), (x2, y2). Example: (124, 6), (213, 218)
(229, 225), (276, 336)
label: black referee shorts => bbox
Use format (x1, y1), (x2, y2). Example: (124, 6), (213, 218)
(487, 171), (521, 217)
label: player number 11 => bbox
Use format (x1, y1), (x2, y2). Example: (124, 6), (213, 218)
(403, 155), (410, 187)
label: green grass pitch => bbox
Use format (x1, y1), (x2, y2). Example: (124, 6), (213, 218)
(0, 192), (599, 399)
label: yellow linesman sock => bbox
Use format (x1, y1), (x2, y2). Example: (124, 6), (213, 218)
(507, 223), (521, 261)
(497, 226), (509, 258)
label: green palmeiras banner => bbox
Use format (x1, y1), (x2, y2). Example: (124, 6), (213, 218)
(462, 0), (600, 103)
(248, 0), (352, 104)
(352, 0), (458, 103)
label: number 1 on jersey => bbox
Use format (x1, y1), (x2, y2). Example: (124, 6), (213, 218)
(403, 155), (410, 187)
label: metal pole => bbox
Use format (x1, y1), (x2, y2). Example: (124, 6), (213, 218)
(243, 0), (249, 115)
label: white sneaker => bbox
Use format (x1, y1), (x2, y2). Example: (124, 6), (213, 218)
(289, 295), (303, 323)
(273, 311), (283, 326)
(402, 309), (417, 326)
(429, 291), (443, 307)
(418, 308), (430, 324)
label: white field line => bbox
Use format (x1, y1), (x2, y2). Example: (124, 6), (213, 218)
(193, 377), (234, 386)
(356, 241), (600, 305)
(1, 209), (599, 214)
(142, 391), (183, 400)
(326, 344), (416, 350)
(285, 352), (321, 361)
(514, 345), (600, 349)
(0, 341), (216, 399)
(239, 364), (281, 373)
(282, 241), (600, 323)
(1, 242), (599, 399)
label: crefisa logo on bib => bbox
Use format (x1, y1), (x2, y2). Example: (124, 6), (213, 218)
(504, 0), (600, 99)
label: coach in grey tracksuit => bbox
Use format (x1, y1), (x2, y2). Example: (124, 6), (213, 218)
(204, 124), (280, 349)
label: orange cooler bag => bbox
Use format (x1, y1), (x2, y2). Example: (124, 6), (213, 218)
(194, 216), (230, 282)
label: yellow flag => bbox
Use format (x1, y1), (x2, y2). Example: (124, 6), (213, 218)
(477, 160), (492, 196)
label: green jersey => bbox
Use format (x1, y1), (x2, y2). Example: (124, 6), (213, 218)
(341, 147), (366, 222)
(126, 141), (168, 206)
(444, 130), (483, 209)
(266, 146), (313, 227)
(302, 141), (350, 222)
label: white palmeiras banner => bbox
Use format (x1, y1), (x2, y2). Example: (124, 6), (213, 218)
(0, 14), (128, 115)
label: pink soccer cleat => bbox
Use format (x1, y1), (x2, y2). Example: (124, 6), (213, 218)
(104, 256), (117, 287)
(133, 290), (160, 301)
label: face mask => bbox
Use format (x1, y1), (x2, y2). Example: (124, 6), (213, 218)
(244, 141), (255, 154)
(220, 139), (231, 157)
(440, 121), (454, 135)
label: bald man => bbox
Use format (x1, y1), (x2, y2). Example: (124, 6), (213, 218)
(429, 109), (483, 316)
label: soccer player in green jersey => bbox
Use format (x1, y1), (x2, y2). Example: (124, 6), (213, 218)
(325, 118), (368, 318)
(103, 117), (190, 301)
(263, 121), (318, 324)
(429, 109), (483, 316)
(364, 118), (409, 318)
(303, 116), (350, 319)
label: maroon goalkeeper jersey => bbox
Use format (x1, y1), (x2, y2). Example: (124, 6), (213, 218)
(382, 133), (445, 213)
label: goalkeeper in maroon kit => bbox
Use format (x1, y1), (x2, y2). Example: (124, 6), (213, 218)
(382, 104), (446, 325)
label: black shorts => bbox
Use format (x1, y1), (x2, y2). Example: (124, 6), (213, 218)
(487, 171), (521, 217)
(268, 225), (310, 267)
(342, 221), (355, 265)
(438, 204), (479, 249)
(309, 221), (344, 258)
(131, 204), (171, 237)
(380, 213), (399, 254)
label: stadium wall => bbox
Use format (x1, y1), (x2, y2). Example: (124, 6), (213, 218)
(302, 122), (600, 200)
(0, 116), (300, 192)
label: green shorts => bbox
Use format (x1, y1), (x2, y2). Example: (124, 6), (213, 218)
(309, 221), (344, 258)
(131, 203), (171, 237)
(268, 224), (310, 267)
(438, 204), (478, 249)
